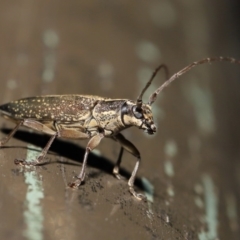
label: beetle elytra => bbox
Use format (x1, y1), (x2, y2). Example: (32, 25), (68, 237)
(0, 56), (239, 200)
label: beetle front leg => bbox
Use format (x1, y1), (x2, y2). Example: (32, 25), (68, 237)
(112, 146), (124, 180)
(113, 133), (146, 201)
(69, 133), (104, 189)
(0, 121), (23, 147)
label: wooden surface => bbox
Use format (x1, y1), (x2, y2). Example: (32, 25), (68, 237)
(0, 1), (240, 239)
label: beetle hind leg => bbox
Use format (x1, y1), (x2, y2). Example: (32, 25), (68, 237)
(0, 121), (23, 147)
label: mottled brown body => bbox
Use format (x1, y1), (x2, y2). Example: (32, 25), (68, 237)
(1, 95), (105, 122)
(0, 94), (156, 200)
(0, 57), (239, 200)
(0, 95), (129, 138)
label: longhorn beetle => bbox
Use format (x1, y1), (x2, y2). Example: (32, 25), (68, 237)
(0, 57), (239, 200)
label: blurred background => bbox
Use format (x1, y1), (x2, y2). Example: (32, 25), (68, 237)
(0, 0), (239, 239)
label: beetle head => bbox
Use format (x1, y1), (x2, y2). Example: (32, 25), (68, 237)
(121, 101), (156, 135)
(123, 57), (240, 134)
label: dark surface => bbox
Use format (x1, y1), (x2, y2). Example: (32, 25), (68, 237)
(0, 1), (240, 240)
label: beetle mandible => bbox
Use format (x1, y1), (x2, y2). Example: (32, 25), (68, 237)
(0, 56), (239, 200)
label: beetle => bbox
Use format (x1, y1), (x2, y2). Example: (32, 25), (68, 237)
(0, 56), (239, 200)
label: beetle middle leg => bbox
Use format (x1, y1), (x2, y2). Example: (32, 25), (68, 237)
(112, 133), (146, 201)
(15, 133), (58, 166)
(15, 121), (91, 166)
(68, 133), (104, 188)
(13, 119), (58, 166)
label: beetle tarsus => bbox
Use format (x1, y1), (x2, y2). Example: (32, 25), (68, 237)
(68, 178), (83, 189)
(129, 187), (146, 201)
(113, 165), (125, 180)
(14, 158), (36, 166)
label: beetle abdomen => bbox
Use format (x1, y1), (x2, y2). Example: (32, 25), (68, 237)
(0, 95), (105, 122)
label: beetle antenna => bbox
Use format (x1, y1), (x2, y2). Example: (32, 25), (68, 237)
(148, 56), (240, 105)
(136, 64), (169, 109)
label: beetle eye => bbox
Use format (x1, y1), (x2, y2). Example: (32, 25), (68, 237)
(133, 106), (143, 119)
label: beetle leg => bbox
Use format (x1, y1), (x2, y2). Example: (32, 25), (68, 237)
(15, 133), (58, 166)
(0, 121), (23, 147)
(112, 146), (124, 180)
(55, 122), (90, 139)
(22, 119), (56, 135)
(113, 133), (146, 201)
(69, 133), (104, 188)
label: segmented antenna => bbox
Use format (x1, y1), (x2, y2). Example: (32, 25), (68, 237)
(136, 64), (169, 109)
(148, 57), (240, 105)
